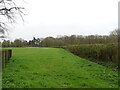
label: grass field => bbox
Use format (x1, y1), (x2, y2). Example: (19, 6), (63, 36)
(2, 48), (118, 88)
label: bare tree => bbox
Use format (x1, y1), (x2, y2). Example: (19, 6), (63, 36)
(0, 0), (25, 38)
(110, 29), (119, 36)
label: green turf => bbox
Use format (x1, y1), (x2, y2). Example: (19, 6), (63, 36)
(2, 48), (118, 88)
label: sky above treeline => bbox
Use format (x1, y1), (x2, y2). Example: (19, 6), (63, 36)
(8, 0), (119, 41)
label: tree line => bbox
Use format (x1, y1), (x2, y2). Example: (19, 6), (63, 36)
(1, 30), (118, 47)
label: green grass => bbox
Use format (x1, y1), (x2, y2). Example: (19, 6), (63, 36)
(2, 48), (118, 88)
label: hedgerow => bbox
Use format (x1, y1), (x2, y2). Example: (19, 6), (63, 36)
(62, 44), (118, 64)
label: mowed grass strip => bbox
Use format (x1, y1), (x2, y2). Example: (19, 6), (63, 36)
(2, 48), (118, 88)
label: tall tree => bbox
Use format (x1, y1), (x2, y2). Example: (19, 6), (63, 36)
(109, 29), (119, 43)
(14, 39), (23, 47)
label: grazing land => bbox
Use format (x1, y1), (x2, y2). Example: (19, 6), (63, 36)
(2, 48), (118, 88)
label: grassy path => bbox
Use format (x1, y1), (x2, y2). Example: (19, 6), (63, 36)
(2, 48), (118, 88)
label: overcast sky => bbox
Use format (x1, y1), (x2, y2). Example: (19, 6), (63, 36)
(8, 0), (119, 41)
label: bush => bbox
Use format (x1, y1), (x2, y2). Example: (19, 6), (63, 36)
(63, 44), (118, 64)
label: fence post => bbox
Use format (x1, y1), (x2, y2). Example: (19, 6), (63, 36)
(2, 49), (12, 68)
(2, 50), (5, 68)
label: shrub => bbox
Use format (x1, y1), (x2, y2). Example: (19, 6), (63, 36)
(63, 44), (118, 64)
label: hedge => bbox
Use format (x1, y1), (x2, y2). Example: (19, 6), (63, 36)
(62, 44), (118, 63)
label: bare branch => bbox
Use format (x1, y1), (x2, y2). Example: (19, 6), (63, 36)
(0, 0), (25, 38)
